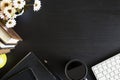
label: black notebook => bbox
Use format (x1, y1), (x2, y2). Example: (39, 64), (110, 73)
(1, 52), (56, 80)
(8, 68), (37, 80)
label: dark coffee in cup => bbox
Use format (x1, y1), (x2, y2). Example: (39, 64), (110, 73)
(65, 59), (88, 80)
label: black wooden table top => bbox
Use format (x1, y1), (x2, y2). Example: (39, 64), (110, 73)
(1, 0), (120, 80)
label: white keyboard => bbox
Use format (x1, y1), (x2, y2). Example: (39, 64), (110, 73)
(92, 53), (120, 80)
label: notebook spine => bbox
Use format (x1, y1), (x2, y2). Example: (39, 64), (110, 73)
(0, 22), (22, 54)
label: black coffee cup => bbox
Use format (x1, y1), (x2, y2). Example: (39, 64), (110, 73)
(65, 59), (88, 80)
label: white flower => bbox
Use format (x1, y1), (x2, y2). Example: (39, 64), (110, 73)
(6, 19), (16, 28)
(0, 0), (12, 11)
(0, 13), (5, 19)
(13, 0), (26, 9)
(33, 0), (41, 11)
(4, 7), (16, 18)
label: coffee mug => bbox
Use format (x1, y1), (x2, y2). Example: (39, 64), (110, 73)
(65, 59), (88, 80)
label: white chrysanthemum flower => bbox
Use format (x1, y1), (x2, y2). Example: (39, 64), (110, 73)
(6, 19), (16, 28)
(4, 7), (16, 18)
(33, 0), (41, 11)
(0, 0), (12, 11)
(0, 13), (5, 19)
(13, 0), (26, 9)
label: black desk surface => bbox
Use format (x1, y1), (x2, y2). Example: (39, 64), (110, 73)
(1, 0), (120, 80)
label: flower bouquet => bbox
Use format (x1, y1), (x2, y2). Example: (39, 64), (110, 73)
(0, 0), (41, 28)
(0, 0), (41, 55)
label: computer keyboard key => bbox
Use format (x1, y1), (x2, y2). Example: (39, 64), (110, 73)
(114, 75), (119, 79)
(103, 71), (107, 75)
(106, 74), (110, 79)
(97, 73), (103, 78)
(110, 72), (115, 77)
(111, 62), (116, 65)
(116, 60), (120, 64)
(103, 65), (107, 70)
(94, 70), (99, 74)
(111, 67), (116, 71)
(99, 68), (103, 72)
(98, 77), (105, 80)
(107, 63), (112, 68)
(107, 68), (111, 73)
(114, 70), (119, 75)
(115, 64), (120, 69)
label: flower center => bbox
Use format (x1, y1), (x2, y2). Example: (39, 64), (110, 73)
(17, 1), (21, 4)
(8, 9), (12, 13)
(4, 3), (9, 7)
(35, 4), (37, 6)
(9, 21), (12, 24)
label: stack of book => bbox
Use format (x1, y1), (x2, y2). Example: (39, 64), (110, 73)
(0, 22), (22, 54)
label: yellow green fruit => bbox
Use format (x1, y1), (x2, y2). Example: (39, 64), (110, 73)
(0, 54), (7, 68)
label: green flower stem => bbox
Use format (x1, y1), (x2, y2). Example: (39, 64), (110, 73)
(25, 4), (33, 7)
(25, 0), (32, 3)
(24, 4), (33, 12)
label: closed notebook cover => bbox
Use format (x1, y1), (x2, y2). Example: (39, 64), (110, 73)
(1, 52), (56, 80)
(8, 68), (37, 80)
